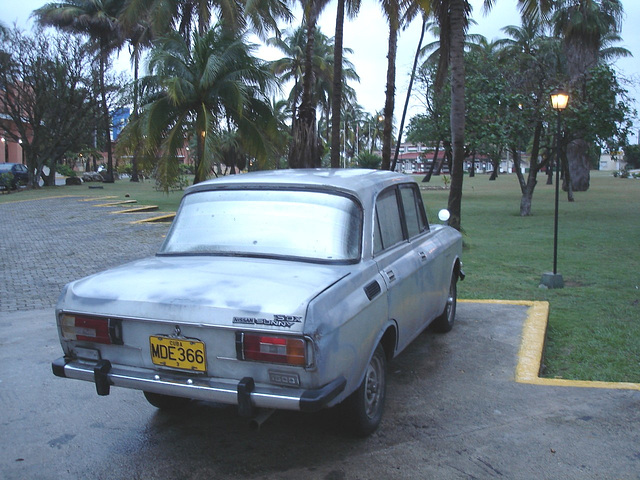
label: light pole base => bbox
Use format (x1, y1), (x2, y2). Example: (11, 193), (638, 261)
(540, 272), (564, 289)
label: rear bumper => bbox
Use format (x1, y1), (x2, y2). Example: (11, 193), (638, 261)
(52, 357), (346, 413)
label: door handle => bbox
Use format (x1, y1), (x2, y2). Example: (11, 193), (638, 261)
(385, 269), (396, 282)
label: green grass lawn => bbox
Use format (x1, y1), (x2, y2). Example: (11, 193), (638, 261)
(0, 177), (186, 212)
(3, 171), (639, 383)
(421, 171), (640, 383)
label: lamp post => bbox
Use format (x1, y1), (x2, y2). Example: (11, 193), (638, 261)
(541, 88), (569, 289)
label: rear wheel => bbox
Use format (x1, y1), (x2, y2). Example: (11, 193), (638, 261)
(343, 344), (387, 436)
(143, 391), (191, 410)
(431, 273), (457, 333)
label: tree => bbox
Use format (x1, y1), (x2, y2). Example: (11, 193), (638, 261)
(0, 28), (98, 187)
(428, 0), (554, 230)
(380, 0), (403, 171)
(122, 0), (293, 41)
(34, 0), (126, 183)
(330, 0), (361, 168)
(119, 14), (155, 182)
(553, 0), (625, 191)
(623, 145), (640, 169)
(288, 1), (330, 169)
(497, 18), (562, 215)
(119, 26), (277, 191)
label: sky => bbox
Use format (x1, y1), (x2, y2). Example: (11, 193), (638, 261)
(4, 0), (640, 136)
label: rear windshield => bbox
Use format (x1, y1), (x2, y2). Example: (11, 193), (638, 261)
(159, 189), (362, 263)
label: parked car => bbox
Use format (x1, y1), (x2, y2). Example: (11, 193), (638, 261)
(52, 169), (464, 435)
(0, 162), (28, 189)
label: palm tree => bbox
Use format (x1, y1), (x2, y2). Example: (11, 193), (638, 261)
(288, 0), (330, 168)
(34, 0), (126, 183)
(330, 0), (361, 168)
(427, 0), (553, 230)
(391, 3), (432, 172)
(553, 0), (624, 191)
(269, 25), (344, 155)
(379, 0), (403, 171)
(119, 16), (155, 182)
(123, 0), (292, 42)
(120, 26), (277, 190)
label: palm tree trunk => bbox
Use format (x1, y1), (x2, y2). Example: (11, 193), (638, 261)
(422, 140), (440, 182)
(131, 47), (140, 182)
(392, 15), (427, 172)
(330, 0), (345, 168)
(289, 9), (319, 168)
(447, 0), (466, 231)
(382, 9), (398, 171)
(100, 37), (114, 183)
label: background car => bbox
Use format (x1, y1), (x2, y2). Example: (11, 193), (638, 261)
(0, 163), (28, 189)
(52, 169), (464, 435)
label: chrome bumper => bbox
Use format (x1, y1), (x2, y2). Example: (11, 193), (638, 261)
(52, 357), (346, 413)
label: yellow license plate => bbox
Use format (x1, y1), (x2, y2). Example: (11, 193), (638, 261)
(149, 336), (206, 372)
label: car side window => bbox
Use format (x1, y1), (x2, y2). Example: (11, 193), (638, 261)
(373, 188), (404, 254)
(399, 185), (427, 238)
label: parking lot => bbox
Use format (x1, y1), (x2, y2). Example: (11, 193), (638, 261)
(1, 196), (639, 479)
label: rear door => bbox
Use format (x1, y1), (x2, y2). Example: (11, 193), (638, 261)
(372, 184), (435, 352)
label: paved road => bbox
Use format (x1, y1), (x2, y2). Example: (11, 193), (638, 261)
(1, 196), (639, 480)
(0, 196), (169, 312)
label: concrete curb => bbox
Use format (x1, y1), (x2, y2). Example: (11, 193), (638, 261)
(460, 299), (640, 391)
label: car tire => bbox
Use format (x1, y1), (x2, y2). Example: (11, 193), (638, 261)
(431, 272), (457, 333)
(343, 344), (387, 436)
(143, 391), (191, 410)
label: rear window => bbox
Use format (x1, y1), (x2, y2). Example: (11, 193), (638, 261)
(160, 189), (363, 263)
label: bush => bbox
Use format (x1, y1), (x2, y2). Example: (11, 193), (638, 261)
(356, 152), (382, 169)
(0, 172), (14, 190)
(117, 163), (133, 175)
(56, 164), (76, 177)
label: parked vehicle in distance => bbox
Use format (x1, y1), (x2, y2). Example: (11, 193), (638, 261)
(0, 163), (28, 189)
(52, 169), (464, 435)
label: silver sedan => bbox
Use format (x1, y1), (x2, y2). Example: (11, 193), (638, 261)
(52, 169), (464, 435)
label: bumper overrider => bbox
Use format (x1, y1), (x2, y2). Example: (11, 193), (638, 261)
(52, 357), (346, 415)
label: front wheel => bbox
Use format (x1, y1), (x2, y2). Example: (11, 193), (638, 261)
(431, 272), (457, 333)
(143, 391), (191, 410)
(343, 344), (387, 436)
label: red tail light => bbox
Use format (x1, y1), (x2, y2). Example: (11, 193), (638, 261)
(238, 333), (306, 366)
(60, 314), (123, 345)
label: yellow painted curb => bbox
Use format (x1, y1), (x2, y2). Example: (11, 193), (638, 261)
(78, 196), (118, 202)
(111, 205), (159, 214)
(94, 199), (137, 207)
(459, 299), (640, 391)
(130, 213), (175, 224)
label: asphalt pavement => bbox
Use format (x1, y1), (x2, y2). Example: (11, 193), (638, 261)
(0, 195), (639, 479)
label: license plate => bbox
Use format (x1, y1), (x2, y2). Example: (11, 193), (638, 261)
(149, 336), (206, 372)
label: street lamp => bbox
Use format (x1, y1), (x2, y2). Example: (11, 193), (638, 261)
(541, 87), (569, 289)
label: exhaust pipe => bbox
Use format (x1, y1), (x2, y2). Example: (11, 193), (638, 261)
(249, 409), (275, 430)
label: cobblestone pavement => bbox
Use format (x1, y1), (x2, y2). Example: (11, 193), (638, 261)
(0, 196), (170, 312)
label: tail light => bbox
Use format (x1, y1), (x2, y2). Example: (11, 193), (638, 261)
(60, 314), (123, 345)
(237, 332), (307, 366)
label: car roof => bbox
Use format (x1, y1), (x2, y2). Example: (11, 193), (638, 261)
(185, 169), (413, 199)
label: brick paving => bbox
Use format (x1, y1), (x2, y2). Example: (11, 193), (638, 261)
(0, 196), (170, 312)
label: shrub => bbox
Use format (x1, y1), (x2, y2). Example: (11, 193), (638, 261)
(0, 172), (14, 190)
(56, 164), (76, 177)
(356, 152), (382, 169)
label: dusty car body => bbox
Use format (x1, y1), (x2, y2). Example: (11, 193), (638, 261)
(52, 169), (463, 435)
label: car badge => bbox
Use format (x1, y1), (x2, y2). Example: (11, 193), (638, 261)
(174, 325), (182, 337)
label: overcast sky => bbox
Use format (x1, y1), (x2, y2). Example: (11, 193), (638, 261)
(5, 0), (639, 136)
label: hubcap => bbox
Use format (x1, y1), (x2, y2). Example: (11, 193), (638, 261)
(364, 355), (383, 418)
